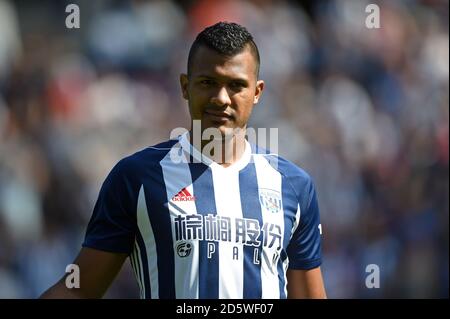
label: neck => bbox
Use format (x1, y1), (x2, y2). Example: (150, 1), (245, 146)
(189, 128), (247, 167)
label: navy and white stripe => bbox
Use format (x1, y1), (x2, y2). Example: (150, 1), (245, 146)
(83, 133), (322, 299)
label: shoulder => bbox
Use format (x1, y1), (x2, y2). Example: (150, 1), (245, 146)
(250, 143), (313, 184)
(109, 138), (179, 179)
(250, 143), (315, 201)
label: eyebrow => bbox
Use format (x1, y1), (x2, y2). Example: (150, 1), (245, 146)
(194, 74), (249, 83)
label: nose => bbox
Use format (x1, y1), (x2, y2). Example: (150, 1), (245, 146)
(210, 86), (231, 107)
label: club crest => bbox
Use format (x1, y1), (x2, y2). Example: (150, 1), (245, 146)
(259, 189), (282, 214)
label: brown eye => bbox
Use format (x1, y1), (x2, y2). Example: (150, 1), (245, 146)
(200, 79), (215, 86)
(230, 82), (245, 90)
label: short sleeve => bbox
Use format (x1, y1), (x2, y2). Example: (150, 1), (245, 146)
(287, 178), (322, 270)
(82, 159), (139, 255)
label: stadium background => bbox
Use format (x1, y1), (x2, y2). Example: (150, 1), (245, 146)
(0, 0), (447, 298)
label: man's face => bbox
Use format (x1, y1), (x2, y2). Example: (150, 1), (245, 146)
(180, 45), (264, 136)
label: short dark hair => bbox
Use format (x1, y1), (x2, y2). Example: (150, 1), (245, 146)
(187, 22), (260, 77)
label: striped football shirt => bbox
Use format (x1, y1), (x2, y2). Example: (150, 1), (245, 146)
(83, 132), (322, 299)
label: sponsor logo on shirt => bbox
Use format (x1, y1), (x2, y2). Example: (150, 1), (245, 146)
(172, 187), (196, 202)
(176, 241), (192, 258)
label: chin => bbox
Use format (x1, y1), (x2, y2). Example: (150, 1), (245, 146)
(203, 123), (236, 138)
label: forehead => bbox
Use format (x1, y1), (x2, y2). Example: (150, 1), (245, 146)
(190, 45), (257, 80)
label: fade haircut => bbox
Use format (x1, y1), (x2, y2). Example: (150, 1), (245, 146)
(187, 22), (260, 77)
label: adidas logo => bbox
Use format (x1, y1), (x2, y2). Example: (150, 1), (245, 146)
(172, 188), (196, 202)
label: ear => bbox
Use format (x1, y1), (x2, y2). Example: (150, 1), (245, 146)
(253, 80), (265, 104)
(180, 74), (189, 100)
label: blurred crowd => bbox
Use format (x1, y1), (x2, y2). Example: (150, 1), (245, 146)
(0, 0), (448, 298)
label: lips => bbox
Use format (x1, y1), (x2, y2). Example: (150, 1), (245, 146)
(203, 109), (233, 122)
(204, 109), (232, 117)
